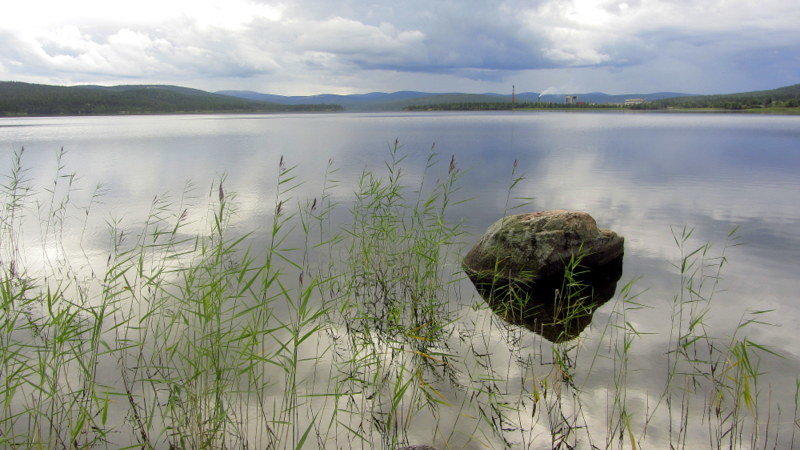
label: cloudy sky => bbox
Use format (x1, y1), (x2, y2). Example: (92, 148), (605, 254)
(1, 0), (798, 95)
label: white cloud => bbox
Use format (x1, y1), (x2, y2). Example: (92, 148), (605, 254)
(293, 17), (427, 66)
(3, 0), (284, 30)
(0, 0), (798, 93)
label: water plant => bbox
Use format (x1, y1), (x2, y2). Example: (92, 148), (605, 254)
(0, 144), (796, 449)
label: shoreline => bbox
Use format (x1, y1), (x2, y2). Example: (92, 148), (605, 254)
(2, 107), (799, 118)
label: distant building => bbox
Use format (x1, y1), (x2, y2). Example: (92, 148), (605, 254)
(565, 95), (578, 105)
(625, 98), (646, 106)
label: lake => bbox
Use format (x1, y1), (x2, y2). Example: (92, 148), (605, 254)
(1, 111), (799, 448)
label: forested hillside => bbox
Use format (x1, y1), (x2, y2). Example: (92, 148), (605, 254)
(648, 84), (800, 109)
(0, 82), (342, 116)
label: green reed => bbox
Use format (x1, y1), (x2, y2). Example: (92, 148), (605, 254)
(0, 144), (796, 449)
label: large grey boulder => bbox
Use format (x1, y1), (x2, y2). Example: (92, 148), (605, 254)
(463, 210), (623, 282)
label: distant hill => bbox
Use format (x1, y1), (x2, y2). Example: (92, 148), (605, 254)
(380, 93), (510, 110)
(217, 90), (438, 111)
(219, 90), (692, 111)
(651, 84), (800, 109)
(0, 82), (342, 116)
(13, 80), (795, 116)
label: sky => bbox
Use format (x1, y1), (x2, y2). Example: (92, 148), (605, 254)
(1, 0), (799, 95)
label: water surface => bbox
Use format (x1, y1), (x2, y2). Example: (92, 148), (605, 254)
(2, 111), (799, 447)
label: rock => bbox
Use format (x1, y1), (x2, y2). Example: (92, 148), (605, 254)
(463, 210), (624, 283)
(471, 254), (623, 342)
(464, 210), (625, 342)
(396, 446), (438, 450)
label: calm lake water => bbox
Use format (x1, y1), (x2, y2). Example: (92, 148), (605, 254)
(1, 111), (799, 448)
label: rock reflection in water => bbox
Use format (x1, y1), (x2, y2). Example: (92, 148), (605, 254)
(468, 256), (623, 343)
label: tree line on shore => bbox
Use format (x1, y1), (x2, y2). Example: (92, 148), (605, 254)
(405, 83), (800, 112)
(404, 101), (622, 111)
